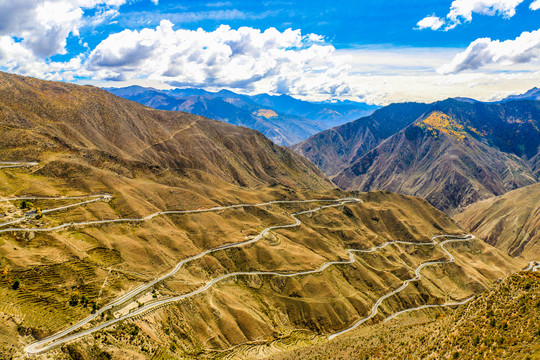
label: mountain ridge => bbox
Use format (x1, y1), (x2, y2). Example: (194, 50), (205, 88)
(295, 98), (540, 214)
(106, 85), (378, 146)
(0, 71), (522, 359)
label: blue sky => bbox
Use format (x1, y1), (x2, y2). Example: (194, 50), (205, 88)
(1, 0), (540, 104)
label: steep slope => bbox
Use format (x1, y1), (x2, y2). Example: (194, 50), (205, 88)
(329, 100), (540, 214)
(455, 182), (540, 258)
(292, 103), (431, 176)
(334, 111), (537, 214)
(267, 271), (540, 360)
(0, 72), (523, 359)
(107, 86), (376, 146)
(0, 72), (330, 190)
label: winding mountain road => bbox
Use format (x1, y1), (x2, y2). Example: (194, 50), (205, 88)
(0, 161), (39, 169)
(383, 296), (474, 323)
(0, 162), (477, 355)
(327, 235), (474, 340)
(22, 198), (362, 353)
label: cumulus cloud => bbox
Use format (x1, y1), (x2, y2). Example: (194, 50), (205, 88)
(0, 0), (126, 58)
(418, 0), (525, 30)
(416, 15), (445, 30)
(86, 21), (352, 97)
(531, 0), (540, 10)
(438, 28), (540, 74)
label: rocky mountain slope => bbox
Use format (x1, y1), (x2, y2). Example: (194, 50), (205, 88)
(291, 103), (430, 176)
(107, 86), (377, 146)
(0, 72), (523, 359)
(455, 182), (540, 258)
(296, 99), (540, 214)
(267, 270), (540, 360)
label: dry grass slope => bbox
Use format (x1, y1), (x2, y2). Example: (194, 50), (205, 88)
(266, 271), (540, 360)
(0, 72), (525, 359)
(455, 182), (540, 259)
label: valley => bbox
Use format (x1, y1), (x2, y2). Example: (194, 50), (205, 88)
(295, 99), (540, 215)
(2, 1), (540, 358)
(0, 72), (527, 359)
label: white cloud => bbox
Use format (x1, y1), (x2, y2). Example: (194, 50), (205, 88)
(438, 28), (540, 74)
(0, 0), (126, 58)
(86, 21), (352, 97)
(418, 0), (526, 30)
(416, 15), (445, 30)
(531, 0), (540, 10)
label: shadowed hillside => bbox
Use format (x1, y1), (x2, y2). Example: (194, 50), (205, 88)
(291, 103), (430, 176)
(296, 99), (540, 214)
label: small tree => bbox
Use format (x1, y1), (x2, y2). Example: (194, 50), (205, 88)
(69, 292), (80, 306)
(20, 200), (28, 209)
(12, 279), (20, 290)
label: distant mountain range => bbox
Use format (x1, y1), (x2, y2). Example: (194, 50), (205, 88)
(499, 87), (540, 102)
(106, 86), (378, 146)
(294, 96), (540, 214)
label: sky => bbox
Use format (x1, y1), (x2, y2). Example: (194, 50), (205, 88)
(1, 0), (540, 105)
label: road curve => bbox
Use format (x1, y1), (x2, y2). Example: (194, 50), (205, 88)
(0, 195), (111, 228)
(383, 296), (474, 322)
(24, 198), (361, 354)
(327, 235), (475, 340)
(0, 161), (39, 169)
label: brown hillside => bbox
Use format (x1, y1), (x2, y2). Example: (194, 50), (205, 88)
(0, 72), (523, 359)
(455, 182), (540, 258)
(266, 271), (540, 360)
(0, 71), (331, 190)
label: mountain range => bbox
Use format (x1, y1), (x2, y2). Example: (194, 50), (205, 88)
(106, 86), (378, 146)
(499, 87), (540, 102)
(0, 71), (524, 360)
(294, 98), (540, 215)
